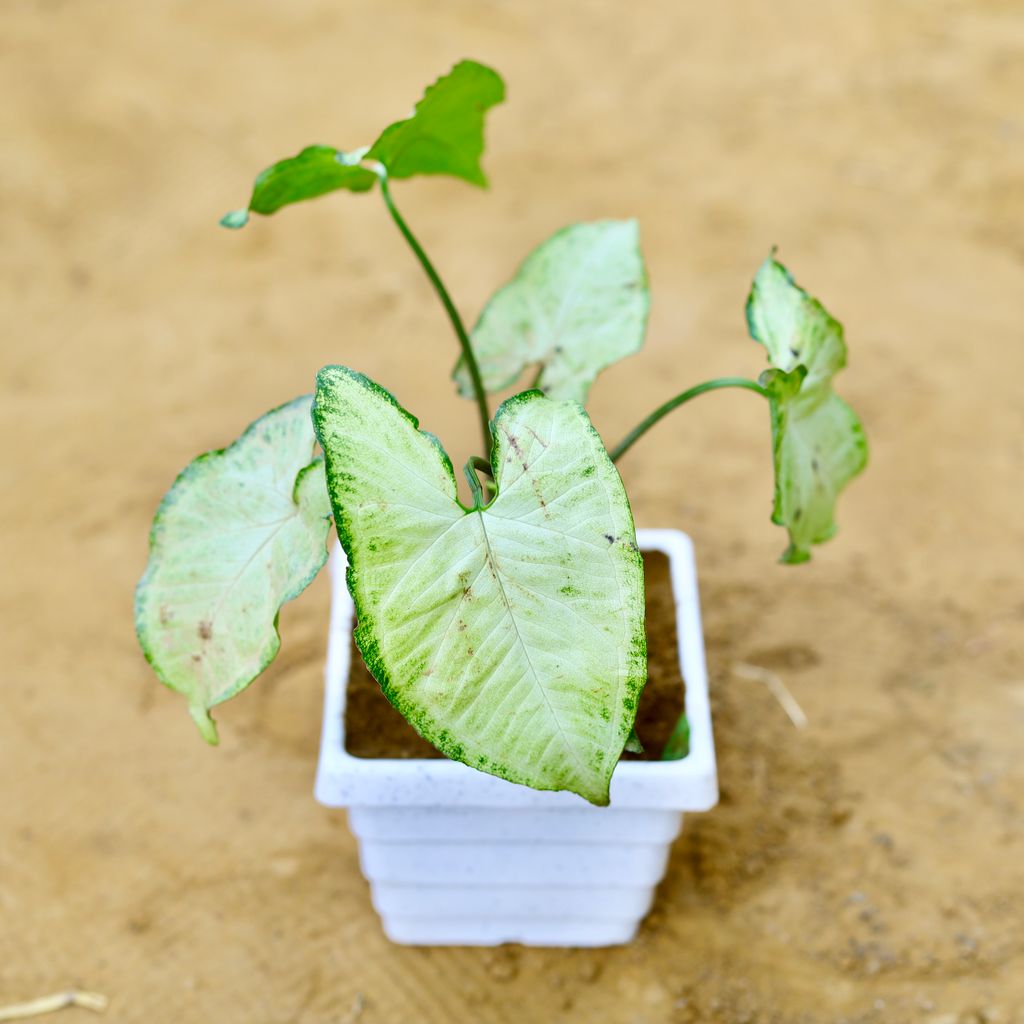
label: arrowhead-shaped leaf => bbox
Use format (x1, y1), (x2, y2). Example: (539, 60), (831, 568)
(747, 256), (868, 563)
(454, 220), (649, 404)
(313, 367), (646, 805)
(366, 60), (505, 185)
(135, 397), (333, 741)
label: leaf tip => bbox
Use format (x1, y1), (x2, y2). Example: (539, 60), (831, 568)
(779, 543), (812, 566)
(220, 208), (250, 230)
(190, 703), (220, 744)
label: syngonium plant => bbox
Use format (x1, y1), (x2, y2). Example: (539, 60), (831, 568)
(135, 60), (868, 805)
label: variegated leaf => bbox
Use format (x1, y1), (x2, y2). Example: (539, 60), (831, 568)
(455, 220), (649, 404)
(135, 397), (332, 740)
(313, 367), (646, 805)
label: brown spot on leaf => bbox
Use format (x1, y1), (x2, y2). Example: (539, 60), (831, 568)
(506, 431), (524, 458)
(530, 477), (550, 516)
(523, 425), (549, 448)
(198, 620), (213, 640)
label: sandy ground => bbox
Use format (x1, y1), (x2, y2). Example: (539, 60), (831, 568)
(3, 0), (1023, 1021)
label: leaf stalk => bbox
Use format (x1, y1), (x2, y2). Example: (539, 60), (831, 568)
(609, 377), (769, 462)
(376, 170), (492, 457)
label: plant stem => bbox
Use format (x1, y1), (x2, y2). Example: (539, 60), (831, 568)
(462, 455), (497, 510)
(468, 454), (495, 484)
(463, 458), (485, 510)
(377, 172), (492, 456)
(609, 377), (769, 462)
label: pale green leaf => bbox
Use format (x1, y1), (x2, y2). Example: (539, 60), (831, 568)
(135, 397), (333, 741)
(313, 367), (646, 805)
(454, 220), (649, 404)
(366, 60), (505, 185)
(222, 145), (377, 226)
(747, 256), (868, 563)
(760, 368), (868, 563)
(746, 254), (846, 389)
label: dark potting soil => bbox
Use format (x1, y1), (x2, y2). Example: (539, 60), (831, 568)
(344, 550), (686, 761)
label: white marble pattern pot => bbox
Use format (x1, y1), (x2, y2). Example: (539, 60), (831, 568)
(315, 528), (718, 947)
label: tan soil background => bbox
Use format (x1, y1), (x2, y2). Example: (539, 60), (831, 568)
(3, 0), (1023, 1021)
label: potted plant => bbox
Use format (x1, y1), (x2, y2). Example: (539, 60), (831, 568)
(135, 60), (867, 947)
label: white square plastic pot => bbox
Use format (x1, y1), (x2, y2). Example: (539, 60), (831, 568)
(315, 528), (718, 947)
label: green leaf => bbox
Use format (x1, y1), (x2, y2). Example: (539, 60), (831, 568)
(223, 145), (378, 225)
(313, 367), (646, 805)
(454, 220), (649, 404)
(135, 397), (333, 742)
(747, 256), (868, 563)
(366, 60), (505, 185)
(661, 713), (690, 760)
(221, 61), (503, 226)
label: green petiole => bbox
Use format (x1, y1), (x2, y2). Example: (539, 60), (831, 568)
(463, 457), (486, 510)
(376, 169), (492, 459)
(609, 377), (769, 463)
(462, 455), (497, 510)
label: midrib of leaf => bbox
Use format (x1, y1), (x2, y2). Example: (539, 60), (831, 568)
(491, 407), (628, 760)
(475, 511), (587, 776)
(202, 511), (299, 632)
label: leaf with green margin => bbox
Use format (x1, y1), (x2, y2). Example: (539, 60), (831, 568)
(313, 367), (646, 805)
(366, 60), (505, 185)
(221, 145), (377, 228)
(135, 396), (333, 741)
(454, 220), (649, 404)
(746, 255), (847, 388)
(747, 256), (868, 563)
